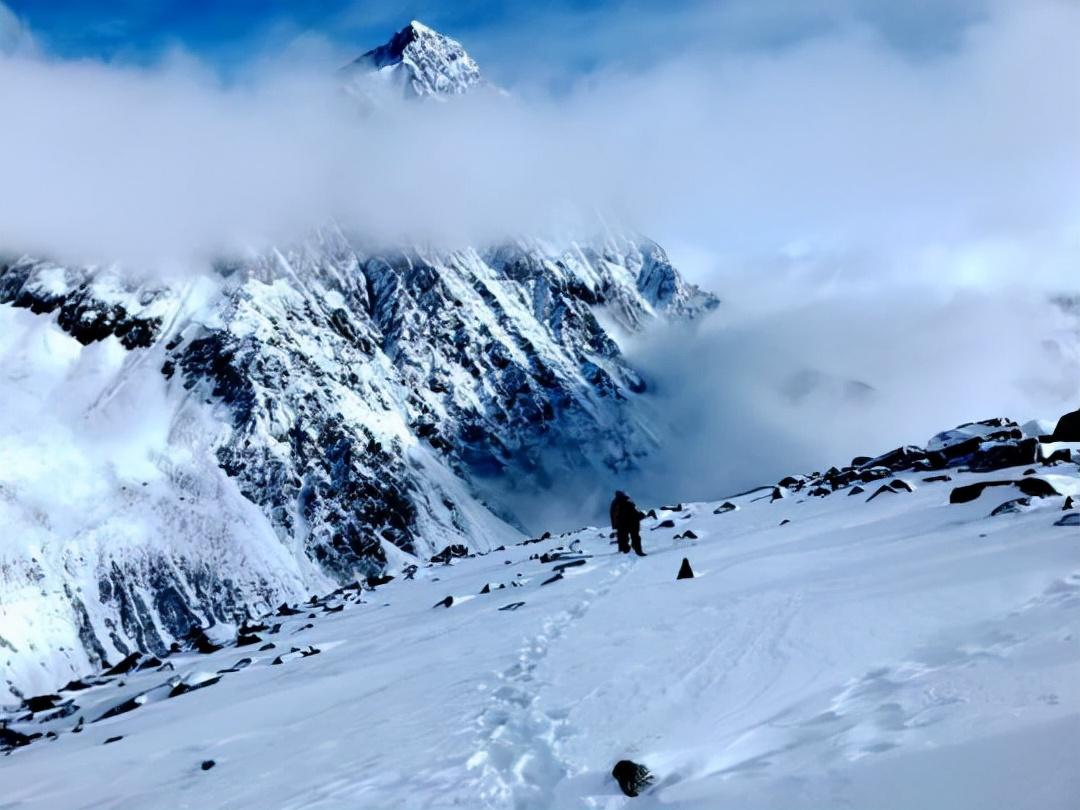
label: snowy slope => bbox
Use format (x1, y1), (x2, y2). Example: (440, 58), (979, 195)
(2, 426), (1078, 808)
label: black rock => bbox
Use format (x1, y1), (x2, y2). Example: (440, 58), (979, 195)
(655, 519), (676, 529)
(366, 574), (394, 588)
(431, 544), (470, 564)
(235, 633), (262, 647)
(808, 486), (831, 498)
(434, 596), (454, 608)
(104, 652), (145, 676)
(1050, 407), (1080, 441)
(104, 736), (123, 745)
(323, 604), (344, 614)
(1065, 496), (1075, 510)
(769, 487), (786, 502)
(541, 573), (564, 586)
(779, 519), (791, 526)
(498, 601), (526, 611)
(950, 477), (1059, 504)
(967, 438), (1038, 473)
(275, 602), (301, 617)
(661, 503), (683, 512)
(923, 474), (952, 483)
(848, 485), (865, 496)
(258, 643), (276, 651)
(553, 559), (588, 572)
(679, 530), (698, 540)
(713, 502), (737, 514)
(1044, 448), (1072, 464)
(612, 760), (655, 797)
(0, 727), (33, 751)
(677, 558), (695, 580)
(22, 694), (61, 713)
(850, 455), (872, 467)
(169, 676), (222, 697)
(201, 759), (216, 771)
(61, 679), (94, 692)
(990, 497), (1032, 516)
(95, 696), (144, 722)
(185, 627), (223, 654)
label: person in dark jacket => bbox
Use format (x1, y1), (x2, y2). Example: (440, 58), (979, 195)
(610, 491), (646, 556)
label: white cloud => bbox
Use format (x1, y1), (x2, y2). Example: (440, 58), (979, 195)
(0, 0), (1074, 287)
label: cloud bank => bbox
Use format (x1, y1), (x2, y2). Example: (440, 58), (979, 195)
(0, 0), (1075, 287)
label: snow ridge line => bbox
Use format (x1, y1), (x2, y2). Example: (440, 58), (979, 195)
(462, 555), (633, 809)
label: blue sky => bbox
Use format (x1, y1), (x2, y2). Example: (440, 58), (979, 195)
(4, 0), (991, 86)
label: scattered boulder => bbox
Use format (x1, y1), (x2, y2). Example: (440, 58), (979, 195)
(1050, 408), (1080, 441)
(366, 574), (394, 588)
(655, 519), (676, 529)
(1065, 496), (1075, 511)
(808, 486), (831, 498)
(713, 502), (737, 514)
(275, 602), (301, 617)
(271, 646), (320, 665)
(990, 497), (1034, 517)
(660, 503), (683, 512)
(169, 675), (222, 697)
(201, 760), (216, 771)
(1043, 448), (1072, 464)
(104, 736), (123, 745)
(258, 643), (276, 652)
(612, 760), (655, 797)
(235, 633), (263, 647)
(553, 559), (588, 572)
(770, 487), (787, 502)
(433, 596), (454, 608)
(676, 530), (698, 540)
(0, 727), (33, 751)
(1055, 513), (1079, 527)
(950, 478), (1059, 504)
(431, 544), (469, 564)
(967, 438), (1038, 473)
(848, 485), (865, 496)
(923, 474), (952, 483)
(541, 573), (564, 586)
(61, 679), (94, 692)
(498, 602), (526, 611)
(22, 694), (61, 713)
(104, 652), (146, 676)
(779, 519), (791, 526)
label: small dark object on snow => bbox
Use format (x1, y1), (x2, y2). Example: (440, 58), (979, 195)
(104, 736), (123, 745)
(1055, 512), (1079, 527)
(498, 601), (526, 611)
(808, 486), (831, 497)
(1065, 496), (1075, 510)
(890, 480), (914, 492)
(402, 564), (419, 580)
(169, 676), (222, 698)
(259, 643), (275, 651)
(61, 679), (94, 692)
(323, 603), (344, 614)
(434, 596), (454, 608)
(676, 530), (699, 540)
(661, 503), (683, 512)
(541, 573), (564, 586)
(848, 485), (865, 496)
(612, 760), (655, 797)
(201, 759), (216, 771)
(366, 574), (394, 588)
(677, 558), (695, 580)
(770, 487), (786, 502)
(655, 519), (675, 529)
(714, 502), (737, 514)
(1050, 407), (1080, 441)
(645, 509), (658, 519)
(236, 633), (262, 647)
(431, 544), (469, 564)
(779, 519), (791, 526)
(275, 602), (301, 617)
(1044, 448), (1072, 464)
(923, 474), (952, 483)
(1023, 468), (1037, 475)
(553, 559), (588, 573)
(967, 438), (1038, 473)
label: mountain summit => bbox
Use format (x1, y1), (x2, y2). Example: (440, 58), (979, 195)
(343, 20), (484, 99)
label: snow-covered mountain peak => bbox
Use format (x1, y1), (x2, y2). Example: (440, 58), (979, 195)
(343, 20), (484, 100)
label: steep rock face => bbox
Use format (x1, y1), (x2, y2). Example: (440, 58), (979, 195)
(341, 20), (484, 100)
(0, 229), (716, 699)
(0, 22), (718, 699)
